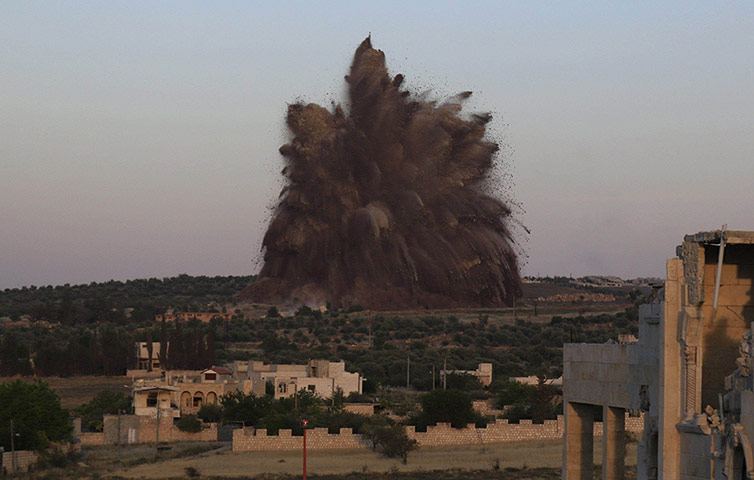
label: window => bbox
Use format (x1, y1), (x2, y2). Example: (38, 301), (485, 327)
(278, 382), (287, 393)
(147, 392), (158, 407)
(205, 373), (216, 381)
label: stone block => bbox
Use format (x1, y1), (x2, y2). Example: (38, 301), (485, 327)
(702, 284), (753, 306)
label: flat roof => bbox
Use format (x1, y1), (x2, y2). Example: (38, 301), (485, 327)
(133, 386), (178, 392)
(684, 230), (754, 245)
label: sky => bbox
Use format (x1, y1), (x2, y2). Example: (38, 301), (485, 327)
(2, 2), (754, 290)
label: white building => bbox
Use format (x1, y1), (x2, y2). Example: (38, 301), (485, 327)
(246, 360), (364, 399)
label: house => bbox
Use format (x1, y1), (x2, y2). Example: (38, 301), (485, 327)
(134, 342), (163, 370)
(562, 229), (754, 480)
(131, 366), (248, 416)
(155, 312), (232, 323)
(246, 360), (364, 399)
(132, 385), (180, 418)
(440, 363), (493, 387)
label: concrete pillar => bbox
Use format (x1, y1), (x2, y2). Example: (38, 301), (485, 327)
(563, 401), (595, 480)
(602, 406), (626, 480)
(660, 258), (684, 480)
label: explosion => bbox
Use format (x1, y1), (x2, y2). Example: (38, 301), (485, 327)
(242, 37), (522, 309)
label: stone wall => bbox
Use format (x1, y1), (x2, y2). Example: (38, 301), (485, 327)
(233, 427), (368, 452)
(472, 399), (504, 417)
(97, 414), (217, 444)
(2, 450), (38, 474)
(233, 413), (644, 452)
(79, 432), (105, 446)
(138, 415), (218, 443)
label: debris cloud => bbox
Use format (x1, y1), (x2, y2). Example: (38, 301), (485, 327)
(242, 37), (522, 309)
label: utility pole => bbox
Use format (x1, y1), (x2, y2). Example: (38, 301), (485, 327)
(10, 419), (16, 474)
(443, 354), (447, 390)
(156, 403), (161, 443)
(302, 419), (308, 480)
(406, 355), (410, 390)
(367, 320), (372, 349)
(432, 364), (435, 390)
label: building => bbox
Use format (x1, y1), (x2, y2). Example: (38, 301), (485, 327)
(133, 385), (180, 418)
(155, 312), (232, 323)
(509, 375), (563, 388)
(563, 229), (754, 480)
(135, 342), (163, 370)
(132, 366), (247, 416)
(246, 360), (364, 399)
(440, 363), (493, 387)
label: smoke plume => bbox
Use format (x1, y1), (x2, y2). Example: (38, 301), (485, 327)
(242, 37), (522, 309)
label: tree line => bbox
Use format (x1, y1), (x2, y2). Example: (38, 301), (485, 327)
(0, 320), (217, 377)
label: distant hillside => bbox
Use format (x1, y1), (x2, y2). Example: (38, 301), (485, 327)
(0, 274), (255, 323)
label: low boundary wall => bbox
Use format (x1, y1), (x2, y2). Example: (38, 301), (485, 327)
(78, 415), (217, 445)
(2, 450), (38, 474)
(233, 412), (644, 452)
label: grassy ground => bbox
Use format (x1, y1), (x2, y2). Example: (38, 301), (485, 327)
(0, 375), (130, 409)
(108, 439), (637, 479)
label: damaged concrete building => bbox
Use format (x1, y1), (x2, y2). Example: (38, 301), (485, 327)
(563, 229), (754, 479)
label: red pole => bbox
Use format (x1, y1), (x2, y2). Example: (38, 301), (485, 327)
(302, 419), (308, 480)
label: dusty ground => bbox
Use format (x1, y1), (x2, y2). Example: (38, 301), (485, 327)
(111, 439), (637, 479)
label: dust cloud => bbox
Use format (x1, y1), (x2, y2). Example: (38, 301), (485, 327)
(242, 37), (522, 309)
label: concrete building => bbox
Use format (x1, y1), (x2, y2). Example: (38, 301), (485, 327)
(133, 385), (180, 418)
(246, 360), (364, 399)
(563, 229), (754, 480)
(155, 312), (232, 323)
(135, 341), (163, 370)
(440, 362), (493, 387)
(132, 367), (248, 416)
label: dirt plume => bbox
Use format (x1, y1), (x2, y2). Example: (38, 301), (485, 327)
(242, 37), (522, 309)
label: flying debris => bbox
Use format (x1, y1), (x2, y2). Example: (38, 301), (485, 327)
(242, 37), (522, 309)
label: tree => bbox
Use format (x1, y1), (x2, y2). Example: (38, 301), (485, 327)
(530, 375), (558, 424)
(0, 380), (72, 450)
(0, 331), (32, 376)
(176, 415), (202, 433)
(158, 317), (170, 370)
(73, 389), (132, 432)
(444, 372), (484, 391)
(197, 403), (223, 423)
(375, 425), (418, 464)
(419, 389), (477, 428)
(361, 415), (394, 451)
(220, 392), (273, 426)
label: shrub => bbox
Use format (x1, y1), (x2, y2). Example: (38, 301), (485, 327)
(176, 415), (202, 433)
(197, 404), (222, 423)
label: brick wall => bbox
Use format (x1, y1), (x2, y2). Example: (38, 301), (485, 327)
(98, 414), (217, 444)
(472, 399), (504, 417)
(233, 427), (368, 452)
(233, 412), (644, 452)
(2, 450), (38, 474)
(79, 432), (105, 446)
(137, 415), (218, 443)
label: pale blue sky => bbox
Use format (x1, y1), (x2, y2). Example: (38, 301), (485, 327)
(2, 2), (753, 289)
